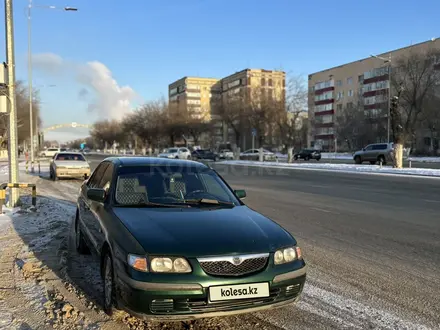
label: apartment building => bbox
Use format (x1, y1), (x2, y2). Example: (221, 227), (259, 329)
(168, 77), (220, 121)
(308, 38), (440, 151)
(169, 69), (286, 150)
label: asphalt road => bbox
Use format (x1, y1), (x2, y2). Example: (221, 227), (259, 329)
(82, 154), (440, 329)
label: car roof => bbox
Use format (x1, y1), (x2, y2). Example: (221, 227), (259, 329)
(55, 151), (84, 155)
(103, 157), (209, 169)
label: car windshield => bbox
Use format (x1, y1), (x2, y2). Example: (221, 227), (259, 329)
(167, 148), (178, 153)
(114, 165), (240, 207)
(55, 153), (86, 161)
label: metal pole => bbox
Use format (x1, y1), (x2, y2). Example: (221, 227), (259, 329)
(28, 0), (35, 172)
(5, 0), (20, 206)
(387, 54), (392, 143)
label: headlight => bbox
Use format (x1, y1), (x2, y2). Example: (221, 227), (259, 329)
(274, 247), (302, 265)
(127, 254), (148, 272)
(150, 257), (191, 273)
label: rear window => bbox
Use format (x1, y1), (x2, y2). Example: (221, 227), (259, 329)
(48, 148), (58, 151)
(373, 144), (388, 150)
(55, 153), (86, 161)
(168, 148), (178, 153)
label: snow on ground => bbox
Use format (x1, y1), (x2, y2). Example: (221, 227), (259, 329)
(321, 152), (353, 160)
(220, 160), (440, 178)
(407, 156), (440, 163)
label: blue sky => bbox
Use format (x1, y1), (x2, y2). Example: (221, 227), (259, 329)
(0, 0), (439, 142)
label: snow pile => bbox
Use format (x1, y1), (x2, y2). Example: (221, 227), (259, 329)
(321, 152), (353, 160)
(220, 160), (440, 178)
(408, 157), (440, 163)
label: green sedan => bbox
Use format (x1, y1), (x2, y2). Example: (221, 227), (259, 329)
(75, 157), (306, 321)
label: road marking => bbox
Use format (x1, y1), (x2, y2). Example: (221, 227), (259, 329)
(310, 207), (339, 214)
(309, 184), (329, 188)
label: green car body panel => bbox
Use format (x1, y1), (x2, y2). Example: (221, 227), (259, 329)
(77, 157), (307, 320)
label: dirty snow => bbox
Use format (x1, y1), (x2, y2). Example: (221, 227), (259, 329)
(220, 160), (440, 178)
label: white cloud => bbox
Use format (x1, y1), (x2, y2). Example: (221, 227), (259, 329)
(32, 53), (137, 120)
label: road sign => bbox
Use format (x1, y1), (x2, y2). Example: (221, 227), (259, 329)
(80, 143), (85, 149)
(251, 128), (257, 137)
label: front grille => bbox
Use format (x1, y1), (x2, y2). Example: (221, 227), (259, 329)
(199, 257), (268, 276)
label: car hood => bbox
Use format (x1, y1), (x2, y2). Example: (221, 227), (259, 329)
(113, 206), (295, 257)
(54, 160), (89, 167)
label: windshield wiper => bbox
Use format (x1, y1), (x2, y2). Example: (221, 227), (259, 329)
(116, 201), (190, 208)
(174, 198), (235, 207)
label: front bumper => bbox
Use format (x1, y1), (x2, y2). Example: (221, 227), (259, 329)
(114, 263), (306, 321)
(56, 168), (90, 178)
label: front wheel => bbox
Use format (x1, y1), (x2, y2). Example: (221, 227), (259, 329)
(103, 253), (116, 315)
(75, 213), (90, 254)
(354, 156), (362, 164)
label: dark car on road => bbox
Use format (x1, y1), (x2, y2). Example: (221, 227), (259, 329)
(75, 157), (306, 320)
(191, 149), (220, 161)
(294, 149), (321, 161)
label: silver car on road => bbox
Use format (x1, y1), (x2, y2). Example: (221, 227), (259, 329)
(353, 143), (393, 165)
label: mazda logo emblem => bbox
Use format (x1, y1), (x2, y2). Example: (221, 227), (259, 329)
(232, 257), (242, 265)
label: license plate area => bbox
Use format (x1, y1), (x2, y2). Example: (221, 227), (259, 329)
(209, 282), (269, 302)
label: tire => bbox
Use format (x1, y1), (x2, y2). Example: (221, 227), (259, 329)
(354, 156), (362, 164)
(53, 172), (58, 181)
(175, 156), (179, 159)
(377, 155), (386, 165)
(103, 253), (116, 315)
(294, 156), (298, 160)
(316, 158), (321, 161)
(214, 156), (219, 162)
(304, 156), (310, 161)
(370, 161), (376, 165)
(75, 213), (90, 254)
(41, 153), (46, 158)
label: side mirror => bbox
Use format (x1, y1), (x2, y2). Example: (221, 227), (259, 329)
(87, 188), (106, 202)
(234, 189), (246, 199)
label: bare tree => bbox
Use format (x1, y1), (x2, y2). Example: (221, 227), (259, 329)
(123, 100), (166, 152)
(419, 93), (440, 155)
(390, 49), (440, 167)
(0, 81), (41, 148)
(90, 119), (125, 150)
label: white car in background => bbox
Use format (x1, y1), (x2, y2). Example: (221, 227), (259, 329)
(219, 149), (234, 159)
(40, 147), (67, 158)
(50, 152), (91, 181)
(240, 148), (277, 161)
(158, 147), (192, 160)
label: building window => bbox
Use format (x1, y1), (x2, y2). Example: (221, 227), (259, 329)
(315, 80), (334, 90)
(336, 104), (342, 112)
(336, 91), (344, 100)
(187, 84), (200, 90)
(268, 79), (273, 87)
(169, 87), (178, 96)
(314, 91), (334, 102)
(186, 92), (201, 98)
(315, 114), (334, 124)
(358, 75), (364, 82)
(336, 80), (342, 87)
(348, 90), (353, 97)
(314, 103), (333, 112)
(347, 102), (353, 109)
(347, 77), (353, 85)
(261, 78), (266, 86)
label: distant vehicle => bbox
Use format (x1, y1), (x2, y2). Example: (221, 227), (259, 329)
(40, 148), (66, 158)
(294, 149), (321, 161)
(240, 149), (277, 161)
(158, 147), (191, 160)
(75, 157), (306, 319)
(219, 149), (234, 160)
(50, 152), (91, 181)
(353, 143), (393, 165)
(82, 148), (91, 154)
(191, 149), (219, 161)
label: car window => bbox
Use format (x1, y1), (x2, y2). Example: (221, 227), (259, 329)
(168, 148), (178, 153)
(180, 148), (189, 153)
(364, 145), (373, 151)
(55, 153), (86, 161)
(375, 144), (388, 150)
(48, 148), (58, 151)
(114, 165), (240, 206)
(99, 163), (114, 192)
(88, 162), (109, 188)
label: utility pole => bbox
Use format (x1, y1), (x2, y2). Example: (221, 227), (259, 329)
(5, 0), (20, 205)
(28, 0), (35, 172)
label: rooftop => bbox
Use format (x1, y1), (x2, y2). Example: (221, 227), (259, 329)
(105, 157), (209, 169)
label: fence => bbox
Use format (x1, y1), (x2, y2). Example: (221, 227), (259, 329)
(0, 183), (37, 213)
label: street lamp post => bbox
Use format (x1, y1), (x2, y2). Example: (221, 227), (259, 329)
(370, 53), (392, 143)
(27, 0), (77, 173)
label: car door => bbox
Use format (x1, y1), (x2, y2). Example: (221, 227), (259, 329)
(363, 145), (374, 161)
(179, 148), (190, 159)
(89, 163), (114, 252)
(79, 162), (109, 253)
